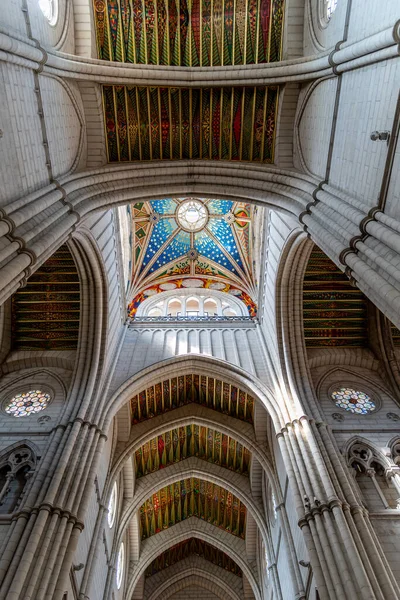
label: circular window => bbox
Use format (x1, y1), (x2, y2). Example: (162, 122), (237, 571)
(331, 388), (376, 415)
(176, 199), (208, 232)
(108, 483), (117, 528)
(320, 0), (337, 25)
(5, 390), (50, 418)
(116, 543), (124, 589)
(38, 0), (58, 25)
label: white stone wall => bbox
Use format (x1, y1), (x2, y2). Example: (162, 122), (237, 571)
(0, 64), (49, 203)
(2, 0), (75, 51)
(109, 325), (269, 400)
(40, 75), (84, 178)
(296, 78), (337, 177)
(329, 59), (399, 209)
(84, 209), (126, 368)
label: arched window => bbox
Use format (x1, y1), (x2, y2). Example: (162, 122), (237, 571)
(331, 388), (376, 415)
(321, 0), (337, 23)
(148, 307), (163, 317)
(186, 297), (199, 316)
(348, 443), (398, 510)
(167, 298), (182, 317)
(38, 0), (58, 25)
(0, 445), (37, 513)
(108, 482), (117, 528)
(116, 542), (125, 589)
(204, 298), (218, 316)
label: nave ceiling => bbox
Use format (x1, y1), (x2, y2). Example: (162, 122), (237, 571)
(122, 372), (260, 594)
(93, 0), (285, 66)
(145, 537), (243, 578)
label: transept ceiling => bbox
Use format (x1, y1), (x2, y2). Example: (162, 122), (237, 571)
(145, 538), (242, 578)
(135, 424), (251, 477)
(11, 245), (80, 351)
(130, 374), (255, 424)
(93, 0), (284, 66)
(139, 477), (247, 539)
(128, 197), (257, 316)
(303, 246), (367, 348)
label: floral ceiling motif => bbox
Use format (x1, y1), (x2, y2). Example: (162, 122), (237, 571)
(103, 85), (278, 163)
(139, 477), (247, 539)
(128, 197), (257, 316)
(130, 374), (255, 424)
(93, 0), (285, 66)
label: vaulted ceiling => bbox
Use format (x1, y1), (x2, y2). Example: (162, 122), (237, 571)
(139, 477), (247, 539)
(303, 246), (368, 348)
(11, 244), (80, 351)
(145, 538), (242, 578)
(135, 424), (251, 477)
(128, 197), (257, 316)
(103, 85), (278, 163)
(93, 0), (285, 66)
(130, 374), (255, 424)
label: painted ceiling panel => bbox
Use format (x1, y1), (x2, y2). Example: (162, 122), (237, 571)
(130, 198), (255, 311)
(103, 86), (278, 163)
(145, 538), (243, 578)
(140, 218), (178, 269)
(130, 374), (255, 424)
(207, 219), (244, 270)
(150, 199), (178, 214)
(148, 230), (192, 274)
(135, 424), (251, 478)
(303, 246), (368, 347)
(94, 0), (284, 66)
(194, 231), (242, 277)
(11, 245), (80, 351)
(139, 477), (246, 539)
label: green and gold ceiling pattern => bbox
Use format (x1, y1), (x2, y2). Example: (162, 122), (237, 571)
(127, 197), (256, 315)
(131, 374), (254, 424)
(303, 246), (367, 348)
(103, 85), (278, 162)
(139, 477), (246, 539)
(145, 538), (242, 577)
(11, 245), (80, 351)
(94, 0), (284, 66)
(135, 424), (251, 477)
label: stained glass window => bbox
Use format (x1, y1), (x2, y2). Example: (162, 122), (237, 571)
(108, 483), (117, 528)
(116, 543), (124, 589)
(176, 199), (209, 232)
(5, 390), (50, 418)
(331, 388), (376, 415)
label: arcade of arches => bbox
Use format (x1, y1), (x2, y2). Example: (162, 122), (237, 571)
(0, 1), (399, 599)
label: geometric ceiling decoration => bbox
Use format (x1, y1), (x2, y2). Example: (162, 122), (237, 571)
(11, 244), (80, 351)
(128, 197), (257, 316)
(93, 0), (284, 66)
(303, 245), (368, 348)
(145, 538), (243, 578)
(130, 374), (255, 424)
(135, 424), (251, 478)
(103, 85), (278, 163)
(139, 477), (247, 539)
